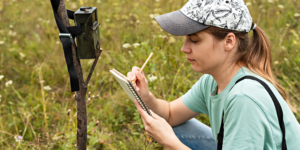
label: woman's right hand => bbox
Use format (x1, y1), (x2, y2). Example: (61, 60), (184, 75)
(127, 66), (151, 102)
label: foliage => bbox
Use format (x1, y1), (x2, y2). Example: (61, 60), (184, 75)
(0, 0), (299, 149)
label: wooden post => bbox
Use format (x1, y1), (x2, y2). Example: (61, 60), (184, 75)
(56, 0), (102, 149)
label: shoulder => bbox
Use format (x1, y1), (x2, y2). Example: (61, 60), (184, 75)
(225, 73), (283, 117)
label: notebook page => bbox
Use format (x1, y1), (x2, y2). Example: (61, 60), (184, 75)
(110, 69), (135, 101)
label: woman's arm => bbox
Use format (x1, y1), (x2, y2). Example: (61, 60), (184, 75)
(134, 99), (191, 150)
(149, 95), (199, 126)
(127, 66), (199, 126)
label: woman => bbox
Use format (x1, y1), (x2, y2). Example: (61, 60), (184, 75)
(127, 0), (300, 149)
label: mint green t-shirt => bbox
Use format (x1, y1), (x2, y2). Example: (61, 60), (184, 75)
(182, 67), (300, 149)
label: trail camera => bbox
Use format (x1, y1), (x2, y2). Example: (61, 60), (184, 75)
(74, 7), (100, 59)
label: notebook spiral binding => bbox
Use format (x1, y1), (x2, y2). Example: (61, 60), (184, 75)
(127, 82), (152, 116)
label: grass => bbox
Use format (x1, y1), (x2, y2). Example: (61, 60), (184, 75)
(0, 0), (299, 149)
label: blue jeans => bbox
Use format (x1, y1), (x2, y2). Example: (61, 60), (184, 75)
(172, 118), (217, 150)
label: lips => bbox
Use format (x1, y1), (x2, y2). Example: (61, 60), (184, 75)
(187, 58), (195, 63)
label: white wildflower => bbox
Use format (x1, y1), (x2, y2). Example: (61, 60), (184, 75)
(294, 13), (300, 17)
(267, 0), (273, 3)
(122, 43), (131, 49)
(147, 75), (157, 82)
(0, 75), (4, 80)
(274, 60), (279, 65)
(158, 35), (167, 39)
(19, 52), (26, 59)
(8, 30), (17, 36)
(246, 2), (251, 6)
(44, 20), (50, 24)
(14, 135), (22, 143)
(132, 43), (140, 48)
(9, 25), (14, 28)
(149, 13), (160, 19)
(151, 20), (158, 25)
(0, 95), (2, 102)
(168, 37), (176, 44)
(155, 0), (160, 2)
(5, 80), (13, 87)
(277, 5), (284, 9)
(43, 86), (52, 91)
(0, 41), (4, 45)
(56, 41), (60, 45)
(128, 51), (134, 57)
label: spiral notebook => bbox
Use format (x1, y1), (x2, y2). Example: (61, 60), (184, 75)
(110, 68), (152, 116)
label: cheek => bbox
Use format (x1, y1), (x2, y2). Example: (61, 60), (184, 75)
(193, 41), (223, 69)
(194, 43), (214, 61)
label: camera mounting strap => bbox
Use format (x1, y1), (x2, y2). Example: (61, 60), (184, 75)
(50, 0), (82, 92)
(217, 76), (287, 150)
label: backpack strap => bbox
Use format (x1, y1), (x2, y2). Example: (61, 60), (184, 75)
(217, 75), (287, 150)
(50, 0), (82, 92)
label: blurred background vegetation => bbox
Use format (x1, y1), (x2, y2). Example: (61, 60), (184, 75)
(0, 0), (299, 149)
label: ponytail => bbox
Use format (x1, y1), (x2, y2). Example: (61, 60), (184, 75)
(241, 24), (296, 112)
(206, 24), (296, 112)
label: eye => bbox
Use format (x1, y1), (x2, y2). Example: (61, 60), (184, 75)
(226, 1), (229, 3)
(190, 38), (198, 43)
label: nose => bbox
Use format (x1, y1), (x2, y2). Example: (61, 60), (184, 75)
(181, 37), (192, 54)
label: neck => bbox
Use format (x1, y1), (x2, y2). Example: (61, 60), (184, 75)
(210, 63), (241, 94)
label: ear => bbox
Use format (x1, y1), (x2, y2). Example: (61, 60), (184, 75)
(224, 33), (236, 51)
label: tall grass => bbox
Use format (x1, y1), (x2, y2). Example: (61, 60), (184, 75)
(0, 0), (299, 149)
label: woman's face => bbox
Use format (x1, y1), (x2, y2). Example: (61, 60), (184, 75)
(181, 30), (228, 74)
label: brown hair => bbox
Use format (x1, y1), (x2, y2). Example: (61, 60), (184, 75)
(205, 24), (296, 112)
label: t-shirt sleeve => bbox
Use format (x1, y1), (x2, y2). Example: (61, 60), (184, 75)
(222, 94), (269, 150)
(181, 74), (210, 115)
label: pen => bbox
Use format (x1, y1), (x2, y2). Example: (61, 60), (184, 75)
(132, 52), (153, 83)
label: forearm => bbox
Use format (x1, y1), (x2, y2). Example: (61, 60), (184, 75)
(145, 92), (170, 121)
(163, 136), (191, 150)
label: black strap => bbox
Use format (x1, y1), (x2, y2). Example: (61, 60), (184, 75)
(217, 76), (287, 150)
(50, 0), (82, 92)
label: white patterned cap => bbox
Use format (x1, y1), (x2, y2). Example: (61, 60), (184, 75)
(155, 0), (253, 36)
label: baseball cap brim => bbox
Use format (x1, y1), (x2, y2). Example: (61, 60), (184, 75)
(155, 10), (209, 36)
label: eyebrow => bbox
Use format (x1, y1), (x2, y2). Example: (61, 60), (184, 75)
(187, 33), (199, 37)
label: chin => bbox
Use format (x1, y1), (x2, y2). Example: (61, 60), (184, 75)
(191, 65), (204, 73)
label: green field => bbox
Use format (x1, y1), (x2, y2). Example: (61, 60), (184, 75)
(0, 0), (299, 149)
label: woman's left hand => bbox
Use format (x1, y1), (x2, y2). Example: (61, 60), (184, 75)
(134, 100), (189, 150)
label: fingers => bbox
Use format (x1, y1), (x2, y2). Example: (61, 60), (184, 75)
(128, 66), (140, 81)
(132, 66), (141, 72)
(127, 66), (140, 81)
(149, 110), (161, 120)
(127, 66), (147, 91)
(134, 99), (152, 120)
(141, 116), (154, 137)
(127, 71), (139, 90)
(135, 71), (148, 87)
